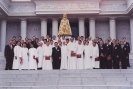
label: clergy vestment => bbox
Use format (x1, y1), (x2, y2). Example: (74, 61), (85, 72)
(76, 44), (84, 69)
(84, 45), (92, 69)
(28, 48), (37, 70)
(19, 47), (29, 70)
(67, 42), (77, 69)
(60, 45), (68, 70)
(12, 45), (21, 70)
(36, 46), (44, 68)
(92, 45), (99, 68)
(42, 45), (53, 70)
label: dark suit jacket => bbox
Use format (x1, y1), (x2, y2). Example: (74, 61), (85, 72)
(112, 44), (120, 57)
(31, 41), (38, 48)
(124, 42), (130, 53)
(52, 46), (61, 61)
(104, 44), (112, 56)
(120, 45), (128, 59)
(98, 44), (106, 56)
(4, 45), (14, 60)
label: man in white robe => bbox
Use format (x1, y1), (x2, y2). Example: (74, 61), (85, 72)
(67, 37), (77, 69)
(60, 42), (68, 70)
(28, 43), (37, 70)
(84, 41), (93, 69)
(92, 41), (99, 68)
(42, 42), (53, 70)
(19, 43), (29, 70)
(36, 42), (44, 70)
(52, 35), (57, 43)
(50, 40), (54, 48)
(12, 41), (21, 70)
(61, 36), (66, 43)
(42, 39), (47, 49)
(76, 40), (84, 69)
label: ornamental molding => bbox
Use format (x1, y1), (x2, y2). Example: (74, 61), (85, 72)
(0, 0), (133, 16)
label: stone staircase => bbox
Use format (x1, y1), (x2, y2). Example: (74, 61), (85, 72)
(0, 70), (133, 89)
(0, 52), (133, 89)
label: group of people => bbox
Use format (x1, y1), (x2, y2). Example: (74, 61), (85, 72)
(4, 35), (130, 70)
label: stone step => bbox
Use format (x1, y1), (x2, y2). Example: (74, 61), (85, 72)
(0, 69), (133, 74)
(0, 86), (133, 89)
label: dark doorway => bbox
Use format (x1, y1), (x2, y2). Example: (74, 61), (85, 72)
(85, 19), (89, 38)
(70, 22), (79, 40)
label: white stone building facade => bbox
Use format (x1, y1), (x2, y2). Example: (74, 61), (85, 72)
(0, 0), (133, 54)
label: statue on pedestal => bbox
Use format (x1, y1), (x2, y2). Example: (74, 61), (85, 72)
(58, 13), (72, 35)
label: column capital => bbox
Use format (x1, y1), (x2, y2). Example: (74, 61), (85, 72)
(51, 17), (59, 21)
(78, 18), (85, 21)
(89, 18), (95, 21)
(19, 18), (27, 21)
(1, 19), (7, 22)
(109, 17), (117, 20)
(40, 18), (47, 21)
(129, 17), (133, 20)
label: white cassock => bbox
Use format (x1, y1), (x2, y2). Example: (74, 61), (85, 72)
(60, 45), (68, 70)
(76, 44), (84, 69)
(67, 42), (77, 69)
(84, 45), (92, 69)
(36, 46), (44, 68)
(89, 40), (93, 46)
(50, 44), (54, 49)
(92, 46), (99, 68)
(28, 48), (37, 70)
(19, 47), (29, 70)
(61, 39), (66, 43)
(42, 45), (53, 70)
(12, 45), (21, 70)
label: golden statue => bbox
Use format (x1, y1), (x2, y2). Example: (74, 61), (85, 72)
(58, 13), (72, 35)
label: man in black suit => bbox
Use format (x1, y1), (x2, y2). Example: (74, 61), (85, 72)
(105, 40), (112, 69)
(123, 37), (130, 67)
(98, 40), (106, 69)
(120, 41), (129, 69)
(112, 40), (120, 69)
(4, 40), (14, 70)
(52, 42), (61, 69)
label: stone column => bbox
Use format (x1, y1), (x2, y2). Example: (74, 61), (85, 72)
(89, 18), (95, 39)
(78, 18), (85, 37)
(130, 18), (133, 53)
(52, 18), (58, 36)
(0, 20), (7, 52)
(109, 18), (116, 40)
(20, 19), (27, 40)
(41, 18), (47, 37)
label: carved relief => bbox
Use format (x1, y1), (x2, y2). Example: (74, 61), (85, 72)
(9, 5), (35, 12)
(100, 3), (127, 11)
(36, 2), (99, 10)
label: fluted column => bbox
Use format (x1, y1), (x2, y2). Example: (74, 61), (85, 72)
(41, 18), (47, 37)
(109, 18), (116, 40)
(52, 18), (58, 36)
(89, 18), (95, 39)
(78, 18), (85, 36)
(20, 19), (27, 40)
(0, 20), (7, 52)
(130, 18), (133, 53)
